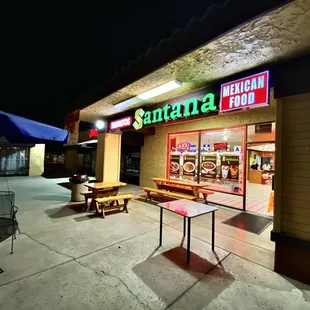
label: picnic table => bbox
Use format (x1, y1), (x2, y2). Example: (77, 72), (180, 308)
(84, 182), (127, 213)
(152, 178), (208, 202)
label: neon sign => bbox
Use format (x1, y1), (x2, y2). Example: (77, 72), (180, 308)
(110, 116), (133, 131)
(133, 92), (216, 130)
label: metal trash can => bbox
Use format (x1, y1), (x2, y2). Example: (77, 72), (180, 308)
(69, 174), (89, 202)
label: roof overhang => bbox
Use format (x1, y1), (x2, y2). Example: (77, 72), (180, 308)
(80, 0), (310, 123)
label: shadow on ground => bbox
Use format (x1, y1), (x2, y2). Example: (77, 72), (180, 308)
(32, 195), (70, 202)
(133, 246), (234, 304)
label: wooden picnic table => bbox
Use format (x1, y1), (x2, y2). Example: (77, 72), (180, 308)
(84, 182), (127, 213)
(152, 178), (206, 202)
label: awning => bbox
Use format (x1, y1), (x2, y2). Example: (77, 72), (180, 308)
(0, 110), (68, 144)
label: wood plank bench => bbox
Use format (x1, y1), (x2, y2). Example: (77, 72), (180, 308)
(95, 194), (133, 218)
(199, 188), (215, 203)
(143, 187), (196, 202)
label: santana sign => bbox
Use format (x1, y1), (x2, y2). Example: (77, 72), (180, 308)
(220, 71), (269, 112)
(133, 92), (216, 130)
(110, 116), (133, 130)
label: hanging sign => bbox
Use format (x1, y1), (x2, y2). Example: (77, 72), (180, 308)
(220, 71), (269, 112)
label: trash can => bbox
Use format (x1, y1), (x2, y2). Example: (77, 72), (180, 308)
(69, 174), (89, 202)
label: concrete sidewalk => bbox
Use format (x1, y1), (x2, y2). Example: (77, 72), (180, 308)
(0, 176), (309, 309)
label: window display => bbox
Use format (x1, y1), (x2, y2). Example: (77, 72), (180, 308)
(168, 132), (199, 182)
(168, 127), (245, 195)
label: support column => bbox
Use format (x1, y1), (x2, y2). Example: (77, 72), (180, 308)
(96, 133), (121, 182)
(29, 144), (45, 176)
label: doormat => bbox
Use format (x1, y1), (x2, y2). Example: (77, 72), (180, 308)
(223, 212), (273, 235)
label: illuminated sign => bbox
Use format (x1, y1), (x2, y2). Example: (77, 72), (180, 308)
(133, 92), (216, 130)
(110, 116), (133, 131)
(220, 71), (269, 112)
(89, 129), (98, 139)
(214, 142), (227, 151)
(176, 142), (191, 153)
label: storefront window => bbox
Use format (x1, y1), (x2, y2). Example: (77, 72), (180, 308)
(0, 146), (29, 176)
(167, 127), (246, 194)
(168, 132), (199, 182)
(200, 127), (245, 195)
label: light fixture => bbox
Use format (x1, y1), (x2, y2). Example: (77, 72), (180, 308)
(137, 80), (182, 100)
(115, 80), (182, 110)
(95, 120), (105, 130)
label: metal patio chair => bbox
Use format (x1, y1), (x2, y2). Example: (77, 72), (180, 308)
(0, 191), (19, 273)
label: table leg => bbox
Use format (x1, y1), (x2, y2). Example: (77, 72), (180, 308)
(193, 187), (200, 202)
(212, 211), (215, 251)
(183, 216), (186, 237)
(187, 218), (191, 264)
(159, 207), (163, 246)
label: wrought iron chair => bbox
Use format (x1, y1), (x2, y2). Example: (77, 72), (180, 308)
(0, 191), (19, 273)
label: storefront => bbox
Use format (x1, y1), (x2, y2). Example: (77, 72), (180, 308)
(105, 70), (276, 214)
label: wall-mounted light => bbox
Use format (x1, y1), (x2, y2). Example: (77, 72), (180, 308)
(95, 120), (105, 130)
(115, 80), (182, 110)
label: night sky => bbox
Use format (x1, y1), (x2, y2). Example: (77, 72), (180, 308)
(9, 1), (221, 128)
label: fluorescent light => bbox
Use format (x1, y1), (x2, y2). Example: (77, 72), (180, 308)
(78, 139), (98, 145)
(114, 80), (182, 111)
(95, 120), (105, 130)
(137, 80), (182, 100)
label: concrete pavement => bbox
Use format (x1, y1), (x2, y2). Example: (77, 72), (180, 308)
(0, 176), (309, 309)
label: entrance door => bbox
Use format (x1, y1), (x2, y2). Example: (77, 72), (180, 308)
(246, 142), (275, 215)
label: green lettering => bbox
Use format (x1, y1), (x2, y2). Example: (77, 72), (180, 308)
(143, 111), (152, 125)
(151, 108), (163, 123)
(183, 98), (199, 117)
(170, 103), (182, 119)
(133, 108), (145, 130)
(163, 104), (171, 121)
(201, 93), (216, 113)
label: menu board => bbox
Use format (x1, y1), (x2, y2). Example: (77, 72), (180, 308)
(170, 155), (180, 176)
(183, 155), (196, 177)
(201, 155), (217, 179)
(220, 155), (239, 182)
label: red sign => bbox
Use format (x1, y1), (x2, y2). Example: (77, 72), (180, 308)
(220, 71), (269, 112)
(110, 116), (133, 131)
(89, 129), (98, 139)
(214, 142), (227, 151)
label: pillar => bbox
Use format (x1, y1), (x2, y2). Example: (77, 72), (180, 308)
(96, 133), (121, 182)
(29, 144), (45, 176)
(272, 93), (310, 284)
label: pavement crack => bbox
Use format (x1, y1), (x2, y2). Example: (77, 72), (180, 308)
(21, 233), (151, 309)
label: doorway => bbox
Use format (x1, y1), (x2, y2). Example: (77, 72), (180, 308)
(246, 141), (275, 216)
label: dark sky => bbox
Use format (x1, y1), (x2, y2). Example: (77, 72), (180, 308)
(8, 0), (220, 127)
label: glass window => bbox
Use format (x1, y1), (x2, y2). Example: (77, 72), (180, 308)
(200, 127), (245, 195)
(168, 132), (199, 182)
(247, 122), (275, 142)
(0, 146), (29, 176)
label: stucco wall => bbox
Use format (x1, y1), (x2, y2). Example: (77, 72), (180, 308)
(29, 144), (45, 176)
(140, 96), (276, 187)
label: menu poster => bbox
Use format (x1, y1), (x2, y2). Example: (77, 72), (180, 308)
(220, 155), (239, 181)
(183, 155), (196, 176)
(170, 155), (180, 175)
(201, 155), (217, 179)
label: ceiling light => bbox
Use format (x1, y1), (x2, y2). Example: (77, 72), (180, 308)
(115, 80), (182, 111)
(95, 120), (105, 130)
(137, 80), (182, 100)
